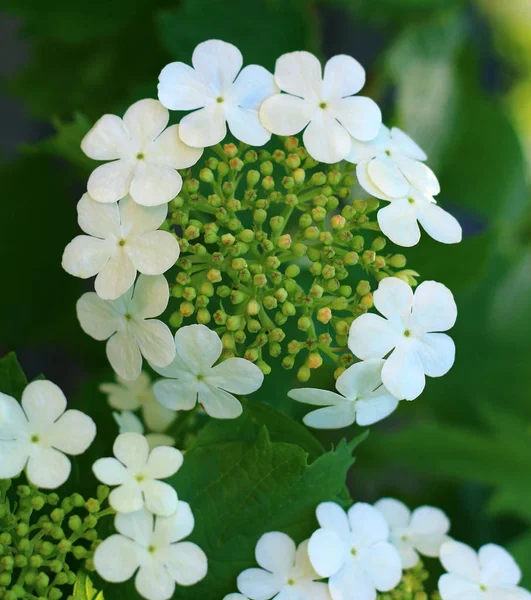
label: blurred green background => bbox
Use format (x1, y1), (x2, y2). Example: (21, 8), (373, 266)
(1, 0), (530, 586)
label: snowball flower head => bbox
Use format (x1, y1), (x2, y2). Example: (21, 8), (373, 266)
(288, 359), (399, 429)
(93, 432), (182, 516)
(77, 274), (175, 381)
(101, 371), (176, 433)
(348, 277), (457, 400)
(81, 98), (202, 206)
(375, 498), (450, 568)
(153, 324), (264, 419)
(348, 125), (440, 198)
(0, 381), (96, 488)
(237, 532), (331, 600)
(113, 410), (175, 449)
(308, 502), (402, 600)
(62, 194), (179, 299)
(158, 40), (278, 147)
(94, 505), (207, 600)
(438, 541), (531, 600)
(260, 51), (381, 164)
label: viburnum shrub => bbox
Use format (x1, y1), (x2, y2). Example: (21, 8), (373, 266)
(1, 39), (529, 600)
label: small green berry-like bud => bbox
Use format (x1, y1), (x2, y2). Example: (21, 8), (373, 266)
(322, 265), (336, 280)
(29, 555), (43, 569)
(310, 284), (324, 298)
(297, 316), (312, 331)
(297, 365), (311, 382)
(282, 355), (295, 369)
(229, 157), (244, 171)
(344, 251), (359, 266)
(54, 573), (69, 587)
(207, 269), (222, 283)
(299, 213), (312, 229)
(260, 160), (273, 176)
(292, 242), (307, 257)
(0, 533), (12, 546)
(274, 288), (288, 303)
(14, 555), (27, 568)
(281, 302), (296, 317)
(197, 308), (211, 324)
(0, 573), (12, 587)
(356, 280), (371, 296)
(263, 296), (277, 310)
(270, 216), (284, 231)
(179, 301), (194, 318)
(17, 485), (31, 497)
(15, 523), (29, 537)
(17, 538), (31, 553)
(199, 168), (214, 183)
(359, 293), (374, 310)
(262, 176), (275, 191)
(304, 226), (319, 241)
(244, 150), (258, 163)
(277, 234), (291, 249)
(48, 587), (63, 600)
(246, 299), (260, 316)
(389, 254), (407, 268)
(312, 206), (327, 222)
(310, 172), (326, 186)
(331, 214), (346, 229)
(317, 307), (332, 324)
(307, 352), (323, 369)
(253, 208), (267, 224)
(230, 290), (246, 305)
(47, 493), (60, 506)
(226, 315), (243, 332)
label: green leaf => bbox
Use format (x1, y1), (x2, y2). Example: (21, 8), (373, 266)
(0, 353), (28, 400)
(73, 572), (104, 600)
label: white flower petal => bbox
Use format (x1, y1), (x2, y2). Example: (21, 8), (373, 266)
(348, 503), (389, 547)
(87, 159), (134, 204)
(355, 391), (398, 426)
(400, 546), (421, 570)
(323, 54), (365, 98)
(437, 573), (480, 600)
(293, 539), (320, 581)
(359, 541), (402, 592)
(95, 251), (136, 300)
(389, 127), (427, 161)
(377, 199), (421, 248)
(415, 199), (462, 245)
(123, 99), (169, 147)
(26, 446), (71, 489)
(237, 568), (284, 599)
(415, 333), (455, 378)
(255, 532), (296, 576)
(158, 62), (213, 110)
(316, 502), (350, 540)
(114, 410), (145, 434)
(347, 125), (390, 164)
(225, 105), (271, 146)
(153, 500), (194, 546)
(335, 359), (385, 400)
(130, 161), (182, 207)
(115, 507), (154, 543)
(440, 541), (481, 582)
(373, 277), (414, 322)
(153, 379), (197, 412)
(162, 542), (208, 586)
(382, 345), (425, 401)
(93, 457), (129, 485)
(197, 385), (242, 419)
(348, 314), (399, 360)
(175, 324), (222, 372)
(332, 96), (381, 142)
(81, 114), (132, 160)
(0, 440), (28, 478)
(77, 192), (121, 237)
(288, 388), (344, 407)
(303, 404), (356, 429)
(374, 498), (410, 529)
(107, 331), (143, 381)
(479, 544), (521, 588)
(356, 161), (389, 200)
(207, 357), (264, 394)
(179, 104), (227, 147)
(329, 562), (375, 600)
(48, 409), (96, 454)
(411, 281), (457, 333)
(303, 112), (352, 163)
(193, 39), (243, 94)
(135, 562), (175, 600)
(62, 236), (112, 279)
(142, 479), (178, 517)
(274, 51), (322, 101)
(0, 392), (29, 438)
(231, 64), (278, 110)
(224, 595), (249, 600)
(131, 274), (169, 319)
(127, 231), (179, 276)
(119, 195), (166, 236)
(144, 446), (183, 479)
(367, 155), (410, 199)
(308, 529), (345, 578)
(132, 320), (175, 369)
(394, 155), (440, 196)
(259, 94), (315, 136)
(114, 431), (149, 471)
(94, 535), (141, 582)
(109, 480), (144, 513)
(22, 380), (66, 424)
(147, 124), (203, 169)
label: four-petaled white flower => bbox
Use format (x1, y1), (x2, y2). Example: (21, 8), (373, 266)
(374, 498), (450, 568)
(62, 194), (180, 300)
(153, 324), (264, 419)
(113, 410), (176, 450)
(348, 277), (457, 401)
(0, 381), (96, 489)
(94, 505), (207, 600)
(259, 51), (381, 164)
(237, 532), (331, 600)
(439, 541), (531, 600)
(308, 502), (402, 600)
(101, 371), (176, 433)
(76, 274), (175, 381)
(81, 98), (202, 206)
(158, 40), (277, 147)
(288, 359), (399, 429)
(93, 432), (182, 516)
(348, 125), (440, 198)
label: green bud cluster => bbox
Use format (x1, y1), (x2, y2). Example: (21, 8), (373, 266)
(167, 136), (420, 381)
(0, 480), (113, 600)
(377, 560), (436, 600)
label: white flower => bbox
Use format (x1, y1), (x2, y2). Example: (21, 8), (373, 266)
(158, 40), (277, 147)
(81, 98), (202, 206)
(308, 502), (402, 600)
(374, 498), (450, 568)
(113, 411), (176, 449)
(0, 381), (96, 489)
(224, 595), (249, 600)
(237, 532), (331, 600)
(153, 324), (264, 419)
(347, 125), (440, 198)
(101, 371), (176, 433)
(94, 505), (207, 600)
(93, 432), (182, 516)
(76, 274), (175, 381)
(288, 359), (399, 429)
(259, 51), (381, 164)
(62, 194), (180, 300)
(348, 277), (457, 400)
(438, 541), (531, 600)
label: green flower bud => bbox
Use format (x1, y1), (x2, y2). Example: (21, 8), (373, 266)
(47, 493), (60, 506)
(359, 293), (374, 310)
(54, 573), (69, 587)
(244, 150), (258, 163)
(310, 172), (326, 186)
(253, 209), (267, 224)
(206, 157), (219, 170)
(257, 361), (272, 375)
(217, 285), (231, 298)
(260, 161), (273, 176)
(292, 243), (307, 257)
(199, 167), (214, 183)
(299, 213), (312, 229)
(246, 299), (260, 316)
(229, 157), (244, 171)
(282, 356), (295, 369)
(344, 251), (359, 266)
(389, 254), (407, 268)
(322, 265), (336, 280)
(49, 559), (63, 573)
(0, 573), (12, 587)
(244, 348), (259, 362)
(246, 319), (260, 334)
(179, 301), (194, 318)
(223, 143), (238, 158)
(319, 231), (333, 245)
(48, 587), (63, 600)
(270, 216), (284, 231)
(169, 311), (183, 328)
(366, 197), (379, 212)
(351, 235), (364, 252)
(17, 485), (31, 497)
(326, 196), (339, 211)
(29, 555), (43, 569)
(303, 226), (319, 241)
(0, 533), (12, 546)
(310, 284), (324, 298)
(307, 352), (323, 369)
(40, 541), (55, 556)
(262, 176), (275, 191)
(310, 262), (322, 276)
(230, 290), (246, 305)
(272, 149), (285, 163)
(263, 296), (277, 310)
(226, 315), (243, 332)
(275, 312), (288, 325)
(297, 316), (312, 331)
(281, 302), (296, 317)
(297, 365), (311, 382)
(15, 523), (29, 537)
(270, 342), (282, 358)
(218, 161), (230, 176)
(14, 555), (27, 569)
(83, 529), (98, 542)
(17, 538), (31, 553)
(72, 545), (88, 560)
(197, 308), (211, 324)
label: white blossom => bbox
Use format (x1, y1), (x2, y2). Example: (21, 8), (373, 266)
(153, 324), (264, 419)
(93, 432), (182, 516)
(308, 502), (402, 600)
(0, 381), (96, 489)
(348, 277), (457, 400)
(288, 359), (399, 429)
(374, 498), (450, 568)
(94, 506), (207, 600)
(158, 40), (277, 147)
(113, 411), (175, 449)
(76, 274), (175, 381)
(438, 541), (531, 600)
(62, 194), (180, 299)
(81, 98), (202, 206)
(100, 371), (176, 433)
(347, 125), (440, 198)
(224, 595), (249, 600)
(260, 51), (381, 164)
(237, 532), (331, 600)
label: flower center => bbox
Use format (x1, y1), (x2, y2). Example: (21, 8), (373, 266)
(216, 97), (224, 103)
(480, 584), (487, 592)
(287, 578), (295, 586)
(319, 102), (327, 109)
(408, 197), (415, 204)
(118, 239), (126, 247)
(403, 329), (411, 337)
(136, 152), (145, 160)
(30, 434), (40, 444)
(147, 545), (156, 553)
(125, 313), (132, 321)
(351, 547), (357, 556)
(385, 149), (391, 156)
(135, 474), (145, 482)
